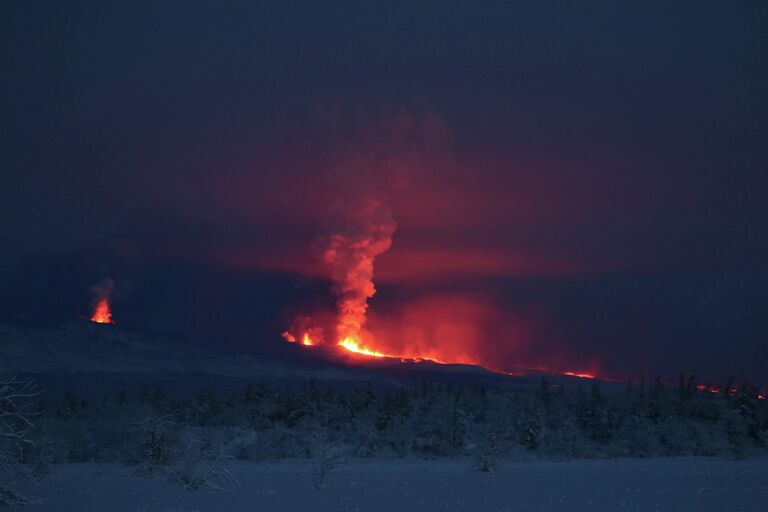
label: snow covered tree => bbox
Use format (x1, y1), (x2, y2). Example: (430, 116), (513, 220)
(0, 378), (40, 505)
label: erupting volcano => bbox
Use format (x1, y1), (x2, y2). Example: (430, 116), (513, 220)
(283, 197), (402, 360)
(319, 198), (396, 357)
(282, 197), (608, 379)
(90, 297), (113, 324)
(88, 277), (115, 325)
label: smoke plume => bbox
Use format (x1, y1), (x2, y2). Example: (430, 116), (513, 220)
(318, 199), (396, 344)
(282, 107), (452, 354)
(89, 277), (114, 303)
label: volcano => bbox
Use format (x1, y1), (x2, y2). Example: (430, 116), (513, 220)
(0, 316), (627, 397)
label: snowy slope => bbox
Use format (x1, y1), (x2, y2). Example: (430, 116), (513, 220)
(1, 319), (551, 394)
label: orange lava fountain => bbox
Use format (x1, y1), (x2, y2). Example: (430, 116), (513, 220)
(90, 297), (113, 324)
(282, 331), (317, 346)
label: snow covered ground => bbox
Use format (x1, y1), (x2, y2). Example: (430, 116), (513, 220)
(9, 457), (768, 512)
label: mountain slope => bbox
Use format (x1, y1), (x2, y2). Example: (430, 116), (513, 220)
(0, 319), (606, 395)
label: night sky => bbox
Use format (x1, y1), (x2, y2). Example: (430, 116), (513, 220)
(2, 2), (767, 382)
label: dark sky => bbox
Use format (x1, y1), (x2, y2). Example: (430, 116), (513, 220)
(2, 1), (767, 382)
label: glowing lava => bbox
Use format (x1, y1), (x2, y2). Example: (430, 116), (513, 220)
(562, 371), (596, 379)
(90, 298), (113, 324)
(282, 331), (315, 346)
(696, 383), (765, 400)
(338, 336), (387, 357)
(696, 384), (720, 394)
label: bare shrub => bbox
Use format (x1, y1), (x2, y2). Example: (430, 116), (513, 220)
(310, 440), (345, 490)
(128, 414), (178, 475)
(170, 430), (238, 491)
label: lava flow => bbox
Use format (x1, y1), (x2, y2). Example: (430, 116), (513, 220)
(90, 297), (113, 324)
(338, 337), (387, 358)
(562, 371), (597, 379)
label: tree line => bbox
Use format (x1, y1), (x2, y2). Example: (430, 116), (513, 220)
(2, 375), (767, 502)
